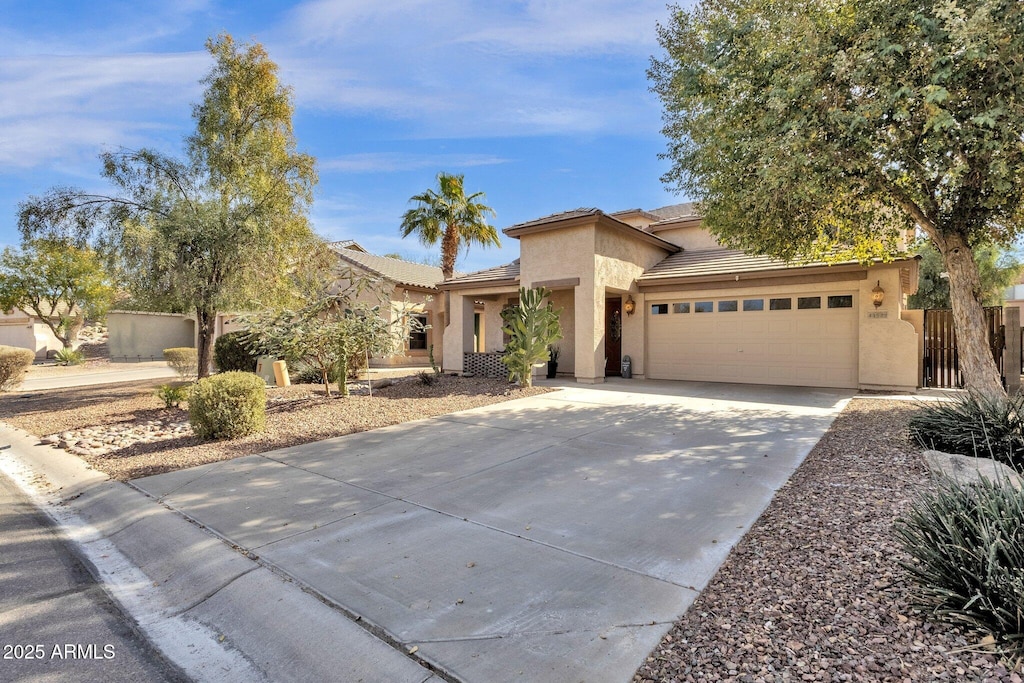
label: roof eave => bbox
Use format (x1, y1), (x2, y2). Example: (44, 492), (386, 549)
(504, 213), (681, 253)
(440, 277), (521, 292)
(638, 257), (915, 291)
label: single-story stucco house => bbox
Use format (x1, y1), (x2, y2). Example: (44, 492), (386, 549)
(440, 203), (922, 391)
(328, 241), (444, 367)
(108, 242), (444, 368)
(0, 308), (68, 359)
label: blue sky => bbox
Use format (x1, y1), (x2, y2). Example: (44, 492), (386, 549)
(0, 0), (691, 274)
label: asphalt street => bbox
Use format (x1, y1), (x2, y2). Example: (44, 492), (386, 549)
(0, 470), (186, 683)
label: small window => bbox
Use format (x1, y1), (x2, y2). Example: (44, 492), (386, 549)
(743, 299), (764, 311)
(694, 301), (714, 313)
(769, 298), (792, 310)
(651, 303), (669, 315)
(828, 295), (853, 309)
(798, 296), (822, 310)
(408, 314), (428, 350)
(718, 300), (738, 312)
(672, 302), (690, 314)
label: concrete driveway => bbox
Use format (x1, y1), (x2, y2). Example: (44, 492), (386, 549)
(134, 380), (850, 682)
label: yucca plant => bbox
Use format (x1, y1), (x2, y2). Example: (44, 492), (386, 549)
(54, 347), (85, 366)
(895, 476), (1024, 661)
(908, 394), (1024, 470)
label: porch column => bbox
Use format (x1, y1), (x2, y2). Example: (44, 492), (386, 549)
(443, 293), (476, 374)
(574, 285), (604, 384)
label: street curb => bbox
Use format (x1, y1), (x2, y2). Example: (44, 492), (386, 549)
(0, 423), (439, 683)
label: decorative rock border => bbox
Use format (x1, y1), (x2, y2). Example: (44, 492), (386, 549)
(41, 419), (191, 457)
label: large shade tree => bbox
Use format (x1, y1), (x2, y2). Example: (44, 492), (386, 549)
(18, 34), (325, 377)
(399, 172), (500, 280)
(650, 0), (1024, 401)
(909, 242), (1023, 309)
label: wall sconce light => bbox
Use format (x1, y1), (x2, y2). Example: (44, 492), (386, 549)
(623, 295), (636, 316)
(871, 280), (885, 308)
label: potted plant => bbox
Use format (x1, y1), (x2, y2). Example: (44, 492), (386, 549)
(546, 345), (561, 379)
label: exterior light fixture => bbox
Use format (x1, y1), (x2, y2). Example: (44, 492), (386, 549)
(623, 295), (636, 316)
(871, 281), (885, 308)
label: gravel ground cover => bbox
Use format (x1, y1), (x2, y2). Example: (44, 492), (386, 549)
(633, 397), (1021, 682)
(0, 375), (551, 481)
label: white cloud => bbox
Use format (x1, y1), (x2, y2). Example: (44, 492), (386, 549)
(320, 152), (509, 173)
(274, 0), (672, 137)
(0, 52), (207, 168)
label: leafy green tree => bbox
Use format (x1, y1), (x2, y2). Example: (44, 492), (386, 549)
(399, 172), (500, 280)
(910, 242), (1023, 309)
(0, 239), (114, 349)
(650, 0), (1024, 401)
(17, 34), (325, 377)
(239, 279), (408, 396)
(501, 287), (562, 387)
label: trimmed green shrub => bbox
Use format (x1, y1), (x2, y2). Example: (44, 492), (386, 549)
(188, 371), (266, 440)
(0, 345), (34, 391)
(417, 370), (438, 386)
(908, 394), (1024, 470)
(214, 331), (258, 373)
(896, 477), (1024, 660)
(54, 347), (85, 366)
(155, 383), (189, 409)
(163, 347), (198, 381)
(292, 361), (340, 385)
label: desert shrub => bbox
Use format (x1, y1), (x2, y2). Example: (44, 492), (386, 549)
(214, 331), (258, 373)
(895, 476), (1024, 661)
(292, 361), (340, 385)
(418, 370), (437, 386)
(908, 394), (1024, 470)
(163, 347), (199, 381)
(0, 345), (34, 391)
(187, 371), (266, 440)
(155, 383), (189, 409)
(54, 347), (85, 366)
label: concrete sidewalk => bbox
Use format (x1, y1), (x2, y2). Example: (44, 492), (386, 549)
(133, 380), (851, 682)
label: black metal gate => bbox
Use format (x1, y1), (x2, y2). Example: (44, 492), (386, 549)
(922, 307), (1004, 388)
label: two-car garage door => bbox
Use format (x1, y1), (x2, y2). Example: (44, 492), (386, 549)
(646, 292), (858, 388)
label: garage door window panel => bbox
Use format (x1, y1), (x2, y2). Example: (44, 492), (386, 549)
(797, 296), (821, 310)
(695, 301), (713, 313)
(651, 303), (668, 315)
(743, 299), (764, 311)
(770, 298), (792, 310)
(718, 300), (738, 312)
(672, 302), (690, 314)
(828, 295), (853, 308)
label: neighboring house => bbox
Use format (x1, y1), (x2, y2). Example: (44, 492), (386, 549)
(441, 203), (922, 391)
(0, 308), (67, 359)
(108, 243), (445, 367)
(327, 242), (444, 367)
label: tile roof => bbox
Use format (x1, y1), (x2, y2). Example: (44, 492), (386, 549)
(640, 248), (830, 282)
(329, 239), (367, 252)
(440, 259), (521, 288)
(504, 208), (603, 232)
(647, 203), (698, 222)
(332, 246), (445, 290)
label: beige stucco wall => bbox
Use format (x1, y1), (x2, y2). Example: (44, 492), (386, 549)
(0, 310), (67, 358)
(858, 266), (919, 390)
(651, 224), (723, 251)
(900, 308), (925, 389)
(442, 287), (519, 373)
(108, 311), (195, 361)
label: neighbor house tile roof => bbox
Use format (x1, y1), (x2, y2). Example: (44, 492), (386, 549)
(440, 259), (521, 288)
(639, 248), (828, 282)
(332, 246), (445, 290)
(647, 203), (698, 222)
(329, 239), (367, 252)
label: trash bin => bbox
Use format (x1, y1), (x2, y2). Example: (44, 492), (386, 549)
(621, 355), (632, 379)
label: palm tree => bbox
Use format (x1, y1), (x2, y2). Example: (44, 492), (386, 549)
(399, 172), (500, 280)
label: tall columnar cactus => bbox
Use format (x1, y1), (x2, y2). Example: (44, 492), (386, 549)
(501, 287), (562, 387)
